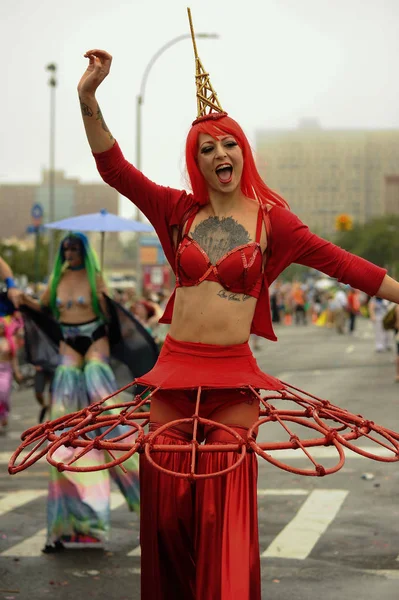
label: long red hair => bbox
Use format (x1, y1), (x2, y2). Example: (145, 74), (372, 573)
(185, 115), (290, 209)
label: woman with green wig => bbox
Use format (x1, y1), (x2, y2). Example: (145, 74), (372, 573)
(22, 232), (140, 552)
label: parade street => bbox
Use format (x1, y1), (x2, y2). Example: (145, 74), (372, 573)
(1, 319), (398, 600)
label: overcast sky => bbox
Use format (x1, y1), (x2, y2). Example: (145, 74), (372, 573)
(2, 0), (399, 216)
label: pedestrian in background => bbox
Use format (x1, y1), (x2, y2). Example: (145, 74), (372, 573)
(333, 286), (348, 334)
(33, 365), (55, 423)
(0, 317), (22, 430)
(292, 282), (307, 325)
(0, 256), (23, 310)
(369, 297), (390, 352)
(22, 232), (140, 552)
(347, 287), (360, 334)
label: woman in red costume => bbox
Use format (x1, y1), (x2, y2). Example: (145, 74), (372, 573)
(15, 11), (399, 600)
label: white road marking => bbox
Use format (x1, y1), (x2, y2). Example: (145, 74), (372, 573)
(0, 451), (19, 465)
(1, 527), (47, 556)
(257, 489), (309, 496)
(261, 489), (349, 560)
(345, 345), (355, 354)
(1, 431), (24, 440)
(110, 493), (127, 511)
(126, 488), (312, 557)
(9, 414), (22, 421)
(260, 446), (395, 460)
(1, 492), (126, 557)
(361, 332), (374, 340)
(0, 489), (47, 516)
(1, 444), (396, 468)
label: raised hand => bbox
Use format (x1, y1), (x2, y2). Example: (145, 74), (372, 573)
(7, 288), (23, 309)
(78, 49), (113, 97)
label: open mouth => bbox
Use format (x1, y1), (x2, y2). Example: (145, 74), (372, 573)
(215, 164), (233, 184)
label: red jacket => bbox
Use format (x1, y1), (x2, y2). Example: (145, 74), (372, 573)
(94, 142), (386, 341)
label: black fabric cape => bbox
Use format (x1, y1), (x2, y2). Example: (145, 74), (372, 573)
(21, 295), (159, 386)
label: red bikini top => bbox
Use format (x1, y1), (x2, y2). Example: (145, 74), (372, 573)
(175, 206), (266, 298)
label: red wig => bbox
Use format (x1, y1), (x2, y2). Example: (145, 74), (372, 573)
(185, 115), (290, 209)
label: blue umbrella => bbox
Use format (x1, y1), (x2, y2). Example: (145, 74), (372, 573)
(44, 209), (154, 268)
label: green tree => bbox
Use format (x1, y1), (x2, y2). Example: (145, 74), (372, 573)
(279, 214), (399, 282)
(1, 235), (52, 282)
(333, 214), (399, 275)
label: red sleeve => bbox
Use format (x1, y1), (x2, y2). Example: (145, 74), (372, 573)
(269, 208), (387, 297)
(93, 141), (186, 227)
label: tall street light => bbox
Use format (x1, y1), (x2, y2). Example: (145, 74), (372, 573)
(46, 63), (57, 274)
(134, 32), (218, 294)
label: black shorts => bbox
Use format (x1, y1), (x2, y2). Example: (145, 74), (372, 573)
(34, 370), (55, 395)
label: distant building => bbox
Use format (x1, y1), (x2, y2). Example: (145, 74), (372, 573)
(385, 175), (399, 215)
(0, 169), (118, 239)
(256, 120), (399, 236)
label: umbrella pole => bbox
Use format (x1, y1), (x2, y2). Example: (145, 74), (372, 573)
(100, 231), (105, 270)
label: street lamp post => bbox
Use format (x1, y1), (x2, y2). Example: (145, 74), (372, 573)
(134, 32), (218, 295)
(46, 63), (57, 274)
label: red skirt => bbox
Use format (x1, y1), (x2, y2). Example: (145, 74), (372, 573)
(135, 334), (284, 391)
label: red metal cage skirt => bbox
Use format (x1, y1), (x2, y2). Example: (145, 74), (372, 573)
(8, 335), (399, 479)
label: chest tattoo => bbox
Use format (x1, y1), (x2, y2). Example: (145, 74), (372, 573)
(191, 216), (251, 265)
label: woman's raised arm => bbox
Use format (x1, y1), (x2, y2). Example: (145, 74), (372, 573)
(77, 49), (192, 241)
(78, 49), (115, 154)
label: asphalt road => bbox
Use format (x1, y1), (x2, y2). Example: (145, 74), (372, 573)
(1, 318), (398, 600)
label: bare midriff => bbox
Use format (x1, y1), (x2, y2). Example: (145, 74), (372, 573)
(169, 281), (257, 345)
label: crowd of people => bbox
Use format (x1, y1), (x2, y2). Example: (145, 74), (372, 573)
(3, 269), (399, 438)
(3, 270), (399, 434)
(270, 280), (363, 332)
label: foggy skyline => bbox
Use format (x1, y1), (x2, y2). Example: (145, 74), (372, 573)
(2, 0), (399, 217)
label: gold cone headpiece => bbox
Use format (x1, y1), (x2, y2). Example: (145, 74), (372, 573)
(187, 8), (227, 125)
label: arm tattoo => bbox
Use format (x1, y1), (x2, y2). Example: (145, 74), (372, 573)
(96, 105), (114, 140)
(217, 290), (251, 302)
(79, 97), (93, 117)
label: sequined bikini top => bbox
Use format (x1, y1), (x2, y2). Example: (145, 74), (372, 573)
(56, 296), (88, 310)
(175, 207), (264, 298)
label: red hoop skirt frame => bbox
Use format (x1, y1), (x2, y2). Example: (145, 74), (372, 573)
(8, 335), (399, 478)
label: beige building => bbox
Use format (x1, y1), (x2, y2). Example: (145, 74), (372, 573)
(0, 169), (118, 240)
(256, 120), (399, 236)
(385, 175), (399, 215)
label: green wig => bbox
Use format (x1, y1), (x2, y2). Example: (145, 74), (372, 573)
(49, 232), (104, 320)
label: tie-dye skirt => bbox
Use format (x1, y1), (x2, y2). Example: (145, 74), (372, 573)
(47, 357), (140, 546)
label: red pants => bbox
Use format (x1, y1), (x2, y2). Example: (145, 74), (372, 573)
(136, 336), (275, 599)
(140, 423), (261, 600)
